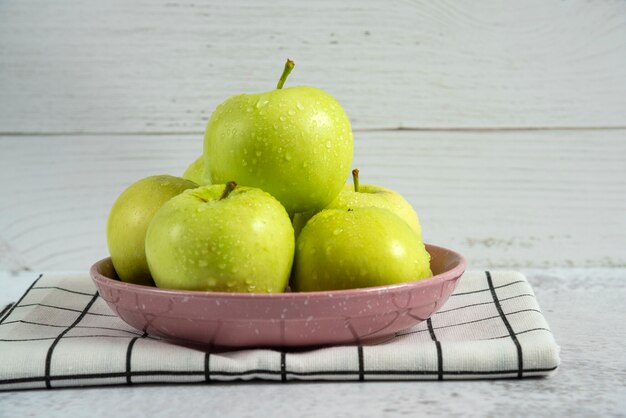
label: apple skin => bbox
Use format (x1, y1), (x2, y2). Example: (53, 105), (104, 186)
(145, 184), (294, 292)
(291, 207), (432, 292)
(182, 156), (211, 185)
(106, 175), (198, 286)
(204, 86), (353, 215)
(293, 183), (422, 239)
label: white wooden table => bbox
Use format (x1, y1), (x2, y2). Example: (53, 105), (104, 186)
(1, 1), (625, 416)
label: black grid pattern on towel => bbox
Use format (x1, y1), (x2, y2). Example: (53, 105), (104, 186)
(0, 271), (559, 390)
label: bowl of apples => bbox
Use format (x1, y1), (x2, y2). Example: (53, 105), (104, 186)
(90, 60), (466, 348)
(91, 244), (464, 348)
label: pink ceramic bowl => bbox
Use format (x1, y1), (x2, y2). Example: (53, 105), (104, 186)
(90, 244), (466, 348)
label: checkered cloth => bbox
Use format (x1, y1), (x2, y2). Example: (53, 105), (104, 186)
(0, 271), (559, 390)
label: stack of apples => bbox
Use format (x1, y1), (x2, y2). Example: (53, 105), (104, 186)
(106, 60), (432, 293)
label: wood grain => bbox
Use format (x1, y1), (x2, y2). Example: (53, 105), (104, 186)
(1, 0), (625, 133)
(1, 130), (624, 273)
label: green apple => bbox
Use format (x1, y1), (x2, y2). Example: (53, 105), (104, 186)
(145, 182), (294, 292)
(107, 175), (198, 285)
(204, 59), (353, 215)
(182, 156), (211, 185)
(293, 169), (422, 239)
(291, 207), (432, 292)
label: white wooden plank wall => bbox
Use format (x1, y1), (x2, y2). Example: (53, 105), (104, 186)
(2, 1), (626, 132)
(1, 1), (625, 274)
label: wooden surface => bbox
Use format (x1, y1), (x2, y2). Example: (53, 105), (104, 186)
(1, 0), (626, 133)
(1, 1), (626, 272)
(1, 130), (625, 273)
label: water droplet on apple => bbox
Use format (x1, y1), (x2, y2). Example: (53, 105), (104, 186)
(218, 263), (226, 270)
(285, 152), (292, 161)
(296, 102), (304, 110)
(246, 106), (253, 113)
(242, 160), (248, 166)
(333, 228), (342, 236)
(198, 260), (208, 267)
(255, 150), (262, 157)
(326, 141), (332, 148)
(288, 109), (296, 116)
(279, 115), (286, 122)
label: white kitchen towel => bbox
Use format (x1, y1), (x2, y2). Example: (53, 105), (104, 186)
(0, 271), (559, 390)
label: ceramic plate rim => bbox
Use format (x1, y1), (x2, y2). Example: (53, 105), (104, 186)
(89, 243), (466, 300)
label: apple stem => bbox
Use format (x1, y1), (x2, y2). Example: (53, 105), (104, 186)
(220, 181), (237, 200)
(352, 168), (360, 193)
(276, 59), (295, 89)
